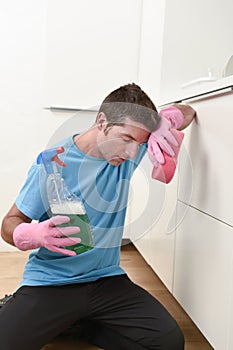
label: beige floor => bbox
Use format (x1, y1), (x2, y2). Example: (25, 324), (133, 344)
(0, 244), (213, 350)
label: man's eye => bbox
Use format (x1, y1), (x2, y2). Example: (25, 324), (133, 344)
(123, 138), (132, 143)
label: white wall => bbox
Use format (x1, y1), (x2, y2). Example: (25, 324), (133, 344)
(0, 1), (69, 251)
(138, 0), (166, 103)
(45, 0), (143, 109)
(0, 0), (166, 251)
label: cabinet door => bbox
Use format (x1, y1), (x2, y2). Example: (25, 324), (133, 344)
(178, 90), (233, 226)
(126, 155), (163, 260)
(131, 155), (179, 292)
(174, 202), (233, 350)
(44, 0), (142, 109)
(159, 0), (233, 102)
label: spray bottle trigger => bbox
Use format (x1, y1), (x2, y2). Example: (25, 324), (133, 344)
(52, 147), (67, 167)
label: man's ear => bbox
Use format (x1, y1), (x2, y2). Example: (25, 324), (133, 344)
(96, 112), (107, 130)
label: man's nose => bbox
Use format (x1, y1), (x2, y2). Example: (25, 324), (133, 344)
(125, 143), (138, 159)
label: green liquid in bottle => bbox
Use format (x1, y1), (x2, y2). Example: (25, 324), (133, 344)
(51, 204), (94, 255)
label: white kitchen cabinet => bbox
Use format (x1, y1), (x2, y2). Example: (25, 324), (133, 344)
(178, 88), (233, 226)
(174, 202), (233, 350)
(159, 0), (233, 103)
(131, 81), (233, 348)
(131, 150), (180, 292)
(173, 86), (233, 349)
(126, 154), (162, 261)
(145, 175), (179, 292)
(44, 0), (142, 109)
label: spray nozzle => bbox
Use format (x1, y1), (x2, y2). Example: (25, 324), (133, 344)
(37, 146), (67, 174)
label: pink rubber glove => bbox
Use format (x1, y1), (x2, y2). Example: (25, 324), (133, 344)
(148, 106), (184, 167)
(159, 105), (184, 129)
(151, 129), (184, 183)
(13, 215), (81, 256)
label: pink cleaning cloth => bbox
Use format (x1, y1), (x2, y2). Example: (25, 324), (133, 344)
(151, 129), (184, 184)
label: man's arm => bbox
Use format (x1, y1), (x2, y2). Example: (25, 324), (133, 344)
(1, 204), (32, 246)
(148, 103), (196, 183)
(1, 203), (81, 256)
(148, 104), (196, 164)
(172, 104), (196, 130)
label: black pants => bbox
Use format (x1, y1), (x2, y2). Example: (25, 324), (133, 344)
(0, 275), (184, 350)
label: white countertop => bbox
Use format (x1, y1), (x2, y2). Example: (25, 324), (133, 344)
(158, 75), (233, 107)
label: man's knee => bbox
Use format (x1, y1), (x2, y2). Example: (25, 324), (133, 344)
(156, 325), (184, 350)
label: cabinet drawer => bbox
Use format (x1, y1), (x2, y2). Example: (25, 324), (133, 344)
(178, 91), (233, 225)
(174, 202), (233, 350)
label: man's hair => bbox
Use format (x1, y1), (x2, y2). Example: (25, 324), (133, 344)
(98, 83), (160, 132)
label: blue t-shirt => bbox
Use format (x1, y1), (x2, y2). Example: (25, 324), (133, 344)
(15, 135), (147, 286)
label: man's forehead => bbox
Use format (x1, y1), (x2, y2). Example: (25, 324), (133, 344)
(119, 119), (150, 142)
(122, 117), (150, 133)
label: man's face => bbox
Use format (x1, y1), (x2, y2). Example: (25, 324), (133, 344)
(96, 117), (150, 166)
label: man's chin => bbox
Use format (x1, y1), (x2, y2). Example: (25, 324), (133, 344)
(108, 157), (126, 166)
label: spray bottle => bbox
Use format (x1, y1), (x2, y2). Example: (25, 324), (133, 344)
(37, 146), (94, 255)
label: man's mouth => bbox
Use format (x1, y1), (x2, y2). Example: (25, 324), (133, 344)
(109, 157), (127, 165)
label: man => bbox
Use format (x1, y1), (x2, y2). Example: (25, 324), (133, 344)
(0, 83), (195, 350)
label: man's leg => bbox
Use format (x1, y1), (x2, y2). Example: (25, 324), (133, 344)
(0, 284), (88, 350)
(85, 321), (183, 350)
(85, 275), (184, 350)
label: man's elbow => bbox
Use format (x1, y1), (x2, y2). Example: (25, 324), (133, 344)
(174, 104), (196, 130)
(1, 217), (14, 246)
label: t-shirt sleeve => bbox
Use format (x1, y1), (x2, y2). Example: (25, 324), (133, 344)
(134, 142), (148, 167)
(15, 162), (49, 220)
